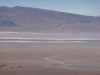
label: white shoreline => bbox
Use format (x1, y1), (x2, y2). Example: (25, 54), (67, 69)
(0, 40), (87, 43)
(0, 37), (97, 40)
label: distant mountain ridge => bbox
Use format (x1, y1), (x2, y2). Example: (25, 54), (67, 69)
(97, 15), (100, 17)
(0, 6), (100, 33)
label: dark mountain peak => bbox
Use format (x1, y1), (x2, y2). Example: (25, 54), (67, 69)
(0, 20), (17, 27)
(0, 6), (10, 8)
(12, 6), (28, 9)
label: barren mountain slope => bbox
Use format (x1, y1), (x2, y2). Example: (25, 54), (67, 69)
(0, 6), (100, 33)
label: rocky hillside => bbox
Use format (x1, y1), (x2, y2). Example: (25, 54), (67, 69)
(0, 6), (100, 33)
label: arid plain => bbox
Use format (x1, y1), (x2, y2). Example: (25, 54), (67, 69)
(0, 6), (100, 75)
(0, 40), (100, 75)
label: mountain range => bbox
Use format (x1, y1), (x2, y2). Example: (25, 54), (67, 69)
(0, 6), (100, 33)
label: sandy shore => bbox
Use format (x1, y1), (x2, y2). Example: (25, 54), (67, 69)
(0, 41), (100, 75)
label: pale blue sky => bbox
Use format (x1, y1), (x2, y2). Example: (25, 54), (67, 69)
(0, 0), (100, 16)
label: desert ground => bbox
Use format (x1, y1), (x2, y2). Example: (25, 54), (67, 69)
(0, 40), (100, 75)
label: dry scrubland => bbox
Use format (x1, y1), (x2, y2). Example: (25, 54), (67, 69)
(0, 41), (100, 75)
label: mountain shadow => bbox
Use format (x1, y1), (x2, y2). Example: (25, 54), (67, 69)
(0, 20), (17, 27)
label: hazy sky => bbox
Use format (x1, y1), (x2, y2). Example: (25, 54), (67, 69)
(0, 0), (100, 16)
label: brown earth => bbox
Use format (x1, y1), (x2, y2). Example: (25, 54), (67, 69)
(0, 41), (100, 75)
